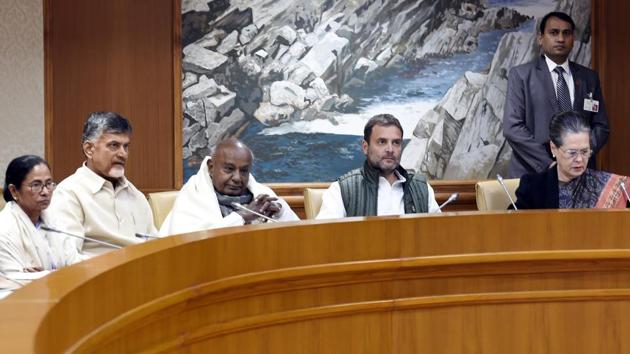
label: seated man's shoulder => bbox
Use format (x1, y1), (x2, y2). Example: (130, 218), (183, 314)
(54, 171), (83, 193)
(124, 179), (144, 195)
(405, 169), (427, 183)
(337, 167), (363, 182)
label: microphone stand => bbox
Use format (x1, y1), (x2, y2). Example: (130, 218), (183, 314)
(620, 181), (630, 205)
(231, 202), (278, 223)
(41, 226), (123, 249)
(497, 174), (518, 210)
(438, 193), (459, 211)
(135, 233), (161, 240)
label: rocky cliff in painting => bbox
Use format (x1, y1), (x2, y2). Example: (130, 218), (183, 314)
(401, 0), (592, 179)
(180, 0), (529, 163)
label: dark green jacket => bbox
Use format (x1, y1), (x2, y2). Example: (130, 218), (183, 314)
(338, 161), (429, 217)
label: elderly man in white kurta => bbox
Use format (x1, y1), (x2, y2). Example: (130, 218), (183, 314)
(159, 139), (299, 236)
(47, 112), (156, 257)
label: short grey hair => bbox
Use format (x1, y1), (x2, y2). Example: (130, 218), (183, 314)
(81, 112), (133, 143)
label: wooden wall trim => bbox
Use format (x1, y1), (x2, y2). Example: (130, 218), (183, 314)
(43, 0), (53, 164)
(173, 0), (183, 188)
(592, 0), (609, 170)
(268, 180), (479, 215)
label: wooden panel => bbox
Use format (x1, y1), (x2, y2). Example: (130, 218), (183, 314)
(45, 0), (180, 190)
(594, 1), (630, 175)
(2, 210), (630, 352)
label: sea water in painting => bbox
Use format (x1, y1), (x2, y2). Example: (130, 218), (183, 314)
(181, 0), (591, 182)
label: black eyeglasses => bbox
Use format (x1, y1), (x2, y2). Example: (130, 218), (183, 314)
(24, 181), (56, 193)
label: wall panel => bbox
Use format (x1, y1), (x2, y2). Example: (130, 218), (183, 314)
(594, 1), (630, 175)
(0, 0), (44, 184)
(45, 0), (180, 191)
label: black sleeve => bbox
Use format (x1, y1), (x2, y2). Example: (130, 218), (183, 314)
(513, 174), (533, 210)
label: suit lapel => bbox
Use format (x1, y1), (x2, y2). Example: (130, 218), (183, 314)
(535, 56), (560, 112)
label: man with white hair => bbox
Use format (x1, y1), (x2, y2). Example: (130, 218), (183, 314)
(48, 112), (156, 256)
(159, 138), (299, 235)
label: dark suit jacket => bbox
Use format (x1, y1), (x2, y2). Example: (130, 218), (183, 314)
(513, 166), (559, 209)
(503, 56), (609, 178)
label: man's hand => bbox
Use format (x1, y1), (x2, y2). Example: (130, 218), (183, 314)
(237, 194), (282, 224)
(23, 266), (44, 272)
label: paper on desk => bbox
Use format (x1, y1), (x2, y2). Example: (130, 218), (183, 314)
(7, 270), (51, 281)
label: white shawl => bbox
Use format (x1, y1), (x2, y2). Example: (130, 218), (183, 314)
(159, 156), (299, 236)
(0, 202), (67, 273)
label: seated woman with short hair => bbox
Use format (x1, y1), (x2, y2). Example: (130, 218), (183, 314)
(514, 111), (630, 209)
(0, 155), (81, 276)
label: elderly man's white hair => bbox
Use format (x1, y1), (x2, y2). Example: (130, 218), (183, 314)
(209, 138), (255, 160)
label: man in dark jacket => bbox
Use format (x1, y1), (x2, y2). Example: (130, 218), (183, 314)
(316, 114), (440, 219)
(503, 11), (609, 178)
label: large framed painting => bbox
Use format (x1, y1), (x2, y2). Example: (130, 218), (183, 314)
(180, 0), (592, 182)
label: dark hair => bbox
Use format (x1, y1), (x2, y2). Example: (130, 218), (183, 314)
(539, 11), (575, 34)
(3, 155), (49, 202)
(82, 112), (133, 143)
(363, 114), (403, 142)
(549, 110), (590, 147)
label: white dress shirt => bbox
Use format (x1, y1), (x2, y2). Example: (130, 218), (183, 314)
(316, 171), (441, 219)
(545, 55), (575, 106)
(47, 164), (157, 257)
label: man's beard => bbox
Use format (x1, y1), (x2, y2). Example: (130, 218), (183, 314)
(368, 157), (399, 174)
(109, 165), (125, 178)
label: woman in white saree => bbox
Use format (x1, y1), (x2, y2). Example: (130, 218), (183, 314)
(0, 155), (79, 275)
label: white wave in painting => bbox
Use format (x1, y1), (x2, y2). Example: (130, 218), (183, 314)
(259, 99), (440, 139)
(489, 0), (556, 18)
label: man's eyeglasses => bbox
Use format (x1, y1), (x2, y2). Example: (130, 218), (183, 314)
(558, 147), (592, 160)
(25, 181), (56, 193)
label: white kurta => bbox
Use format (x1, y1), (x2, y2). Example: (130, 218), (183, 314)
(47, 164), (157, 257)
(316, 172), (441, 219)
(0, 201), (81, 274)
(159, 156), (299, 236)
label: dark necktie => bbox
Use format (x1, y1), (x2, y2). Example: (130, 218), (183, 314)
(554, 66), (572, 111)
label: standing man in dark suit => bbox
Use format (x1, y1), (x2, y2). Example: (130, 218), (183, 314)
(503, 11), (609, 178)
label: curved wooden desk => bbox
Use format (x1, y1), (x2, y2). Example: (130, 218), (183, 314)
(2, 210), (630, 353)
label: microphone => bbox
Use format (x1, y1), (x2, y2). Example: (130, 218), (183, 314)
(135, 233), (160, 240)
(231, 202), (278, 223)
(438, 193), (459, 211)
(41, 225), (123, 249)
(497, 174), (518, 210)
(620, 181), (630, 204)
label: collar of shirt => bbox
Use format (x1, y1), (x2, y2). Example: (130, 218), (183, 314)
(377, 169), (407, 187)
(544, 55), (571, 76)
(78, 163), (129, 194)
